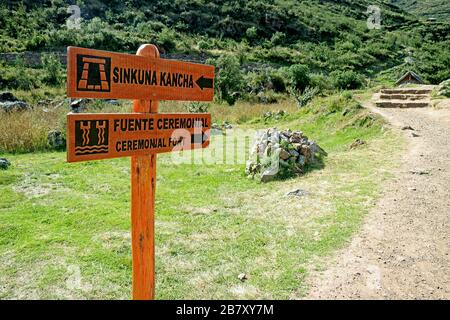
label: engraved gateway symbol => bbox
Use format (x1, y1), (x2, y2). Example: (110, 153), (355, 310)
(75, 120), (109, 155)
(76, 54), (111, 92)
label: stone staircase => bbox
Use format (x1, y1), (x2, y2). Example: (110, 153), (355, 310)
(375, 86), (434, 108)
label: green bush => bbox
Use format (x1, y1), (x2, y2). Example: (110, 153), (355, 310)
(208, 55), (244, 105)
(309, 73), (333, 93)
(185, 102), (210, 113)
(41, 53), (63, 86)
(270, 32), (286, 46)
(288, 64), (310, 92)
(0, 58), (40, 90)
(330, 70), (364, 90)
(245, 27), (257, 40)
(157, 27), (177, 52)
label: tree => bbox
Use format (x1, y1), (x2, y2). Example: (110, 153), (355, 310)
(209, 55), (244, 105)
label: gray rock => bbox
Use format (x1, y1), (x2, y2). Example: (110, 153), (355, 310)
(237, 273), (248, 281)
(0, 100), (29, 112)
(269, 130), (279, 144)
(0, 158), (11, 170)
(289, 149), (300, 158)
(48, 130), (66, 150)
(285, 188), (308, 197)
(289, 131), (303, 143)
(70, 98), (90, 112)
(297, 155), (306, 166)
(0, 92), (18, 102)
(105, 99), (119, 105)
(261, 168), (277, 183)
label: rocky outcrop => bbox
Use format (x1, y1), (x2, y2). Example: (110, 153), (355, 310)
(246, 128), (327, 182)
(0, 158), (11, 170)
(48, 130), (66, 150)
(0, 91), (29, 112)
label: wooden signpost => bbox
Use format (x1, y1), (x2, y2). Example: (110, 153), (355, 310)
(66, 45), (214, 299)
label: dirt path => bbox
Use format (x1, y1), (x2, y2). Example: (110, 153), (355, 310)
(306, 94), (450, 299)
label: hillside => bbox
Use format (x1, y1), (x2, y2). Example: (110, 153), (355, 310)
(0, 0), (449, 94)
(392, 0), (450, 21)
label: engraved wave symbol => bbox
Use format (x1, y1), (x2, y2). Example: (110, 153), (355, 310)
(75, 145), (108, 151)
(75, 144), (108, 155)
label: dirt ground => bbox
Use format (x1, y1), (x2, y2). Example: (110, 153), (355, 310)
(306, 93), (450, 299)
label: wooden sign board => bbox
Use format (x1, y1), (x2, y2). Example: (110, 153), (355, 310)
(67, 46), (214, 101)
(67, 113), (211, 162)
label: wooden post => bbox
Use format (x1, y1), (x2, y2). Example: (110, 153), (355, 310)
(131, 44), (160, 300)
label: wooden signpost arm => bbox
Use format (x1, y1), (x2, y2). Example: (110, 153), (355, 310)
(131, 44), (159, 300)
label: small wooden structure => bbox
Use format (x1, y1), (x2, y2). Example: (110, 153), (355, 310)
(396, 71), (425, 86)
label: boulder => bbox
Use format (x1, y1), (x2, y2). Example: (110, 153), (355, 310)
(0, 101), (29, 112)
(70, 98), (90, 113)
(0, 158), (11, 170)
(48, 130), (66, 150)
(279, 149), (290, 160)
(0, 91), (29, 112)
(0, 92), (19, 102)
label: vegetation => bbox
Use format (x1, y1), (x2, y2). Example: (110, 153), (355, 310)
(0, 93), (404, 299)
(0, 0), (447, 300)
(392, 0), (450, 21)
(0, 1), (449, 106)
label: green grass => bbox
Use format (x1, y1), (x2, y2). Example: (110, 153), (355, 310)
(0, 94), (404, 299)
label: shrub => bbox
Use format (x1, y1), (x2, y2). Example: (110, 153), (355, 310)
(270, 32), (286, 46)
(288, 64), (310, 92)
(41, 53), (63, 86)
(208, 55), (244, 105)
(2, 58), (40, 90)
(157, 27), (177, 52)
(198, 40), (209, 51)
(309, 73), (333, 93)
(185, 102), (210, 113)
(330, 70), (364, 90)
(246, 27), (257, 40)
(289, 86), (319, 108)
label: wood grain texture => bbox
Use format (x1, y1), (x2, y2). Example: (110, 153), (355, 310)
(131, 44), (159, 300)
(66, 46), (214, 101)
(66, 113), (211, 162)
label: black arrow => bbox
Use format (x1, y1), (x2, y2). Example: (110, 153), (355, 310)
(191, 132), (209, 145)
(196, 76), (213, 90)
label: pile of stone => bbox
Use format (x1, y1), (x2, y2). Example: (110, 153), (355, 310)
(0, 92), (29, 112)
(246, 128), (327, 182)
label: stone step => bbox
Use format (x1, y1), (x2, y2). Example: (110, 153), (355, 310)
(379, 94), (429, 100)
(381, 88), (433, 95)
(375, 100), (429, 108)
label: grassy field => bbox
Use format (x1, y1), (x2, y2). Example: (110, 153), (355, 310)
(0, 93), (404, 299)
